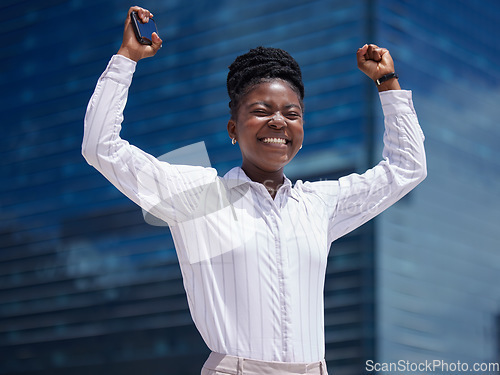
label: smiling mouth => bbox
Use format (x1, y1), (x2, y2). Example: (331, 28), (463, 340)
(260, 137), (289, 145)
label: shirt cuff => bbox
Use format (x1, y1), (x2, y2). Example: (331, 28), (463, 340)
(379, 89), (416, 116)
(100, 54), (137, 87)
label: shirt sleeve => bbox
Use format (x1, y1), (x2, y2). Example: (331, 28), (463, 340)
(305, 90), (427, 244)
(82, 55), (218, 225)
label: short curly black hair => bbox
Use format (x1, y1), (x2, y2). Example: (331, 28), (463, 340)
(227, 46), (304, 118)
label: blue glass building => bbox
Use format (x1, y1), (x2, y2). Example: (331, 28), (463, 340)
(1, 1), (499, 374)
(375, 0), (500, 368)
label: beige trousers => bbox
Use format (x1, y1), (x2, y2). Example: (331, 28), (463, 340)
(201, 352), (328, 375)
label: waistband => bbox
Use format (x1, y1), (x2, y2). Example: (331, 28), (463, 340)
(203, 352), (328, 375)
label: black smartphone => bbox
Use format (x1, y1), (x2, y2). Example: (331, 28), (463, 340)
(130, 11), (158, 45)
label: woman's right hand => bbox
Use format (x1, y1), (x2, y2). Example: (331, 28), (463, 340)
(117, 6), (163, 62)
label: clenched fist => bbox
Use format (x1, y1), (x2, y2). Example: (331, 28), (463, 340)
(357, 44), (401, 91)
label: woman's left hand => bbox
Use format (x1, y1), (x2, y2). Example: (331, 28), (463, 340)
(357, 44), (400, 91)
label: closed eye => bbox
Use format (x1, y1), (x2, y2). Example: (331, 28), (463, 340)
(252, 110), (269, 116)
(285, 112), (301, 120)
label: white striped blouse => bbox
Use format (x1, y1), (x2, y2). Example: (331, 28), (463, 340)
(82, 54), (426, 363)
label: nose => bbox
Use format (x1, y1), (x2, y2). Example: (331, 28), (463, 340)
(268, 113), (286, 128)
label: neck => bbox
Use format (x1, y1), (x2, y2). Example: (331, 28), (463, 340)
(241, 165), (284, 198)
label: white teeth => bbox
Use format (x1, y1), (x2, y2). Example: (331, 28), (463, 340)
(262, 138), (286, 144)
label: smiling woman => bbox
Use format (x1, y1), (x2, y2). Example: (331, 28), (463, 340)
(225, 46), (306, 197)
(228, 79), (304, 195)
(82, 6), (426, 375)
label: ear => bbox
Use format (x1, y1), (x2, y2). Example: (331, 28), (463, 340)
(227, 118), (237, 141)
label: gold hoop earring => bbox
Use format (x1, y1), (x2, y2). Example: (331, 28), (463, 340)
(299, 144), (303, 150)
(232, 138), (237, 145)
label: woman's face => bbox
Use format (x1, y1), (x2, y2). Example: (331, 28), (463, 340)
(227, 79), (304, 175)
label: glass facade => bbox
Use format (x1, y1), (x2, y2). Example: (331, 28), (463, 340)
(2, 0), (499, 374)
(2, 1), (370, 374)
(376, 0), (500, 369)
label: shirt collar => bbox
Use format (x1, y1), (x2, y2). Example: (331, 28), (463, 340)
(223, 167), (298, 201)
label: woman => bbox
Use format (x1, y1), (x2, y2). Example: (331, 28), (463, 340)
(82, 6), (426, 375)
